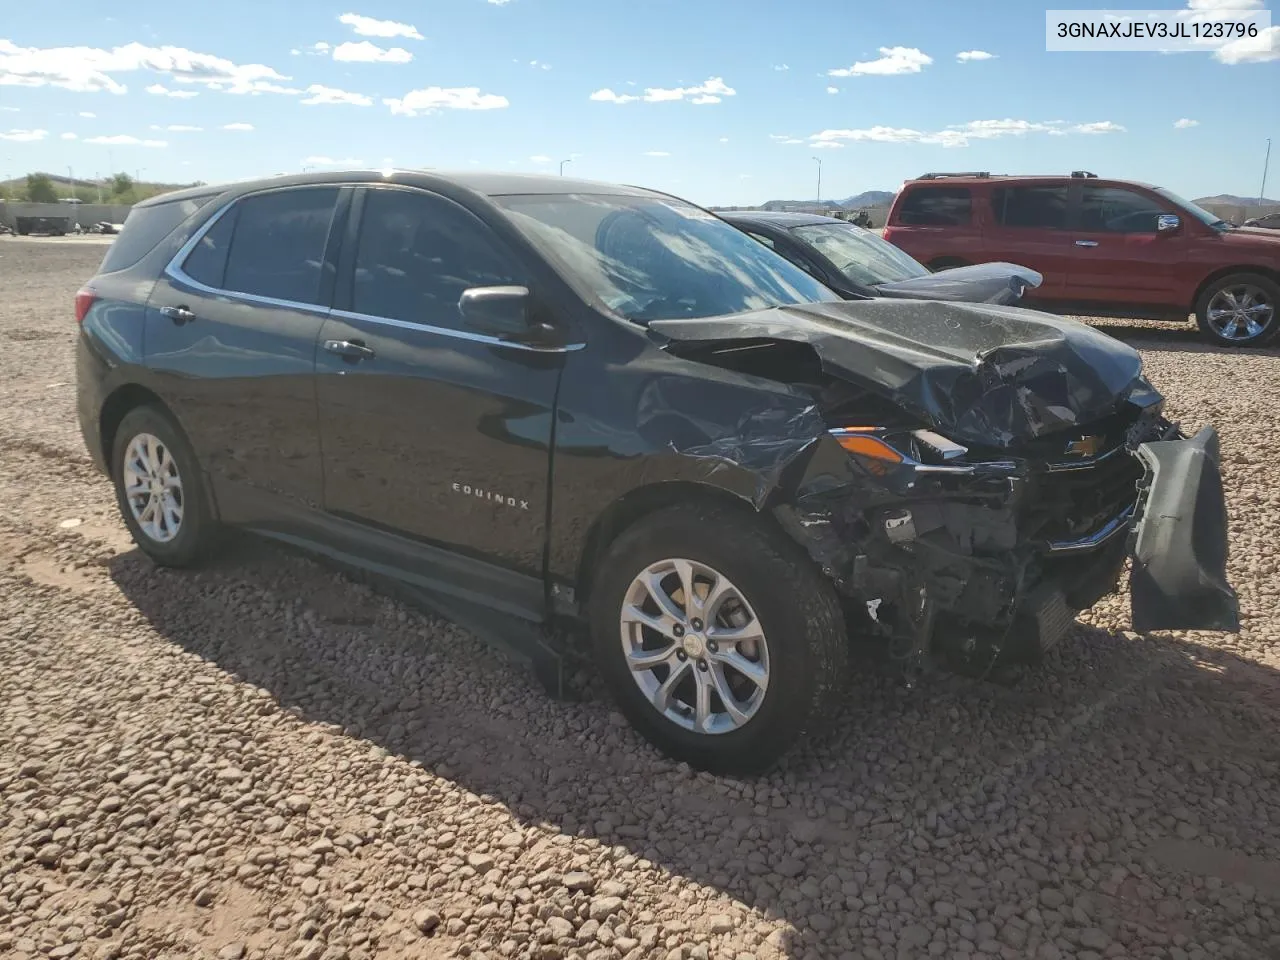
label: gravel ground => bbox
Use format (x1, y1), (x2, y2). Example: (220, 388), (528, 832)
(1, 239), (1279, 960)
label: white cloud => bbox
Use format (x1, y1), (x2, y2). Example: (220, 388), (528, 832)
(643, 150), (671, 157)
(528, 60), (551, 70)
(769, 134), (805, 144)
(78, 111), (96, 118)
(222, 122), (254, 131)
(810, 117), (1127, 148)
(384, 86), (509, 116)
(488, 0), (514, 5)
(0, 106), (17, 111)
(338, 12), (423, 40)
(313, 42), (331, 53)
(1215, 25), (1279, 63)
(719, 137), (729, 142)
(146, 83), (199, 99)
(1174, 117), (1200, 128)
(956, 50), (996, 62)
(61, 132), (76, 140)
(303, 155), (364, 166)
(150, 123), (203, 131)
(826, 85), (839, 94)
(0, 128), (47, 141)
(773, 64), (790, 71)
(0, 39), (295, 95)
(529, 154), (551, 163)
(332, 41), (413, 63)
(1072, 120), (1126, 134)
(589, 76), (735, 105)
(829, 46), (932, 77)
(301, 83), (373, 106)
(811, 140), (844, 149)
(1187, 0), (1262, 9)
(85, 134), (167, 147)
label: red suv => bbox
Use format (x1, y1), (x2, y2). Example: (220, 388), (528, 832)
(883, 171), (1280, 346)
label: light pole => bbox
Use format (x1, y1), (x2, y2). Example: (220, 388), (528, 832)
(812, 156), (822, 205)
(559, 159), (572, 176)
(1260, 138), (1272, 205)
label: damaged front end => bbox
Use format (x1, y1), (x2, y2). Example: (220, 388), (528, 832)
(650, 299), (1239, 675)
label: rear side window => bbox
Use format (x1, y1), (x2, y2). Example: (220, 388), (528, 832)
(896, 187), (972, 226)
(991, 186), (1069, 229)
(181, 206), (238, 289)
(98, 196), (213, 274)
(221, 187), (340, 306)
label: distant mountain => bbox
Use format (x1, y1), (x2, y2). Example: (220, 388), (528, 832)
(1194, 194), (1279, 206)
(840, 190), (895, 207)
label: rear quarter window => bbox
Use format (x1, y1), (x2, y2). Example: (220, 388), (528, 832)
(98, 195), (215, 274)
(895, 187), (972, 226)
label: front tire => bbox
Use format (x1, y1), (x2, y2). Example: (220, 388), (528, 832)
(588, 503), (848, 775)
(1195, 272), (1280, 346)
(110, 406), (217, 567)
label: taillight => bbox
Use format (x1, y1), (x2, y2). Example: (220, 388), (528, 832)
(74, 286), (98, 325)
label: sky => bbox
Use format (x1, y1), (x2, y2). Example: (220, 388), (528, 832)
(1, 0), (1277, 206)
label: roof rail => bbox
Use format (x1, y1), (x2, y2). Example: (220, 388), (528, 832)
(916, 171), (990, 180)
(1071, 170), (1099, 178)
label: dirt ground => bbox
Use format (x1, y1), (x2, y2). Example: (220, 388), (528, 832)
(1, 236), (1278, 960)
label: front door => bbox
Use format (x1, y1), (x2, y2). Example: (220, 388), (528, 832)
(315, 185), (566, 615)
(1066, 184), (1185, 311)
(145, 185), (345, 519)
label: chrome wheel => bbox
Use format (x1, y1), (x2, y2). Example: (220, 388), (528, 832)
(1206, 283), (1274, 342)
(619, 558), (770, 735)
(122, 433), (184, 543)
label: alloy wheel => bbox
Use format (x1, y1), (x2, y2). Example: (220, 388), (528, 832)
(122, 433), (184, 543)
(1206, 283), (1275, 342)
(619, 558), (770, 735)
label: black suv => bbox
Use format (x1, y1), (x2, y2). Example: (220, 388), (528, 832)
(76, 171), (1238, 774)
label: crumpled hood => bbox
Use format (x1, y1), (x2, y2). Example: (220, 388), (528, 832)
(649, 298), (1144, 448)
(873, 261), (1043, 304)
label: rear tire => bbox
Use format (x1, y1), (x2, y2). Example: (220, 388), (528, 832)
(1194, 272), (1280, 346)
(110, 406), (217, 567)
(588, 503), (848, 775)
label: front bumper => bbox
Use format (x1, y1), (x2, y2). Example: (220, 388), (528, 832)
(1128, 426), (1239, 632)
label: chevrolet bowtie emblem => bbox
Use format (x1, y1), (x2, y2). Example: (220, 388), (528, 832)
(1064, 434), (1102, 457)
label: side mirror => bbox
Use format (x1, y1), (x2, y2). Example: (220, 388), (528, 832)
(458, 285), (534, 339)
(1156, 214), (1181, 233)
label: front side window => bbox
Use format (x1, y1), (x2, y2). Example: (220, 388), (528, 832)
(896, 187), (972, 226)
(494, 193), (839, 322)
(791, 223), (928, 287)
(220, 187), (340, 306)
(991, 186), (1069, 229)
(1079, 186), (1169, 233)
(350, 188), (524, 329)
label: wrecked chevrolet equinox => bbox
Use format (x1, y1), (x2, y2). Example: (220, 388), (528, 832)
(76, 171), (1239, 774)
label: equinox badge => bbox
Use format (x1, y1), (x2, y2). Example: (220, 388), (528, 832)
(451, 481), (530, 511)
(1064, 434), (1103, 458)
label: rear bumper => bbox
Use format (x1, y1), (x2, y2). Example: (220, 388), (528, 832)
(1128, 426), (1239, 632)
(75, 333), (109, 475)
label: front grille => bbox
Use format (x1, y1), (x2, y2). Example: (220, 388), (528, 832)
(1027, 446), (1144, 544)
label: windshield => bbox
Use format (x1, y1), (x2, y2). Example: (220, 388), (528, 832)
(790, 222), (929, 287)
(493, 193), (840, 322)
(1153, 187), (1230, 229)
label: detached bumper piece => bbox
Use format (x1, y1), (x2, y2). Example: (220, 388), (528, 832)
(1129, 426), (1239, 633)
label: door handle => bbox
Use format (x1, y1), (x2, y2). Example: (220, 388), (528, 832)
(160, 305), (197, 324)
(1074, 240), (1099, 248)
(323, 339), (376, 361)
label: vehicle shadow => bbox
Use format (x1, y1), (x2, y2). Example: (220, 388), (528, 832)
(107, 534), (1280, 958)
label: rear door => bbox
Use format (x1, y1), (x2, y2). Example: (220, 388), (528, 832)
(982, 183), (1073, 300)
(314, 185), (566, 617)
(1066, 184), (1186, 310)
(146, 185), (345, 520)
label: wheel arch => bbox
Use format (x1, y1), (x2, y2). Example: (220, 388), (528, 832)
(573, 480), (772, 607)
(1190, 264), (1280, 312)
(99, 383), (172, 474)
